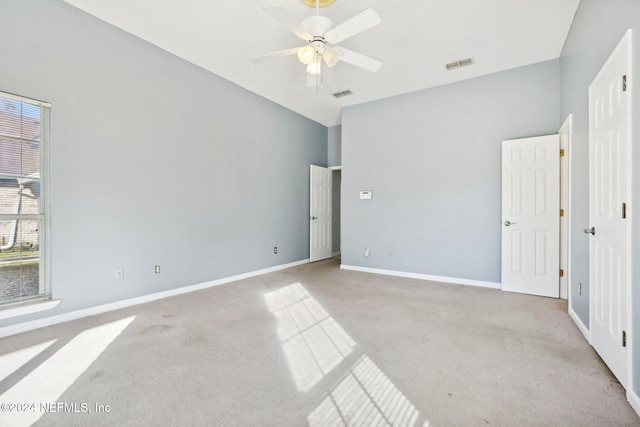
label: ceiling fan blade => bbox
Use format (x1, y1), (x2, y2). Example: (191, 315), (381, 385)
(333, 47), (382, 72)
(264, 6), (313, 41)
(324, 8), (381, 44)
(323, 48), (340, 68)
(250, 47), (300, 63)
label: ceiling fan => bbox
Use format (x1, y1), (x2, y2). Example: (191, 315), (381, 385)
(250, 1), (383, 87)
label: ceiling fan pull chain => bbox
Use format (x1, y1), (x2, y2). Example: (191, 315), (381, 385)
(320, 54), (323, 90)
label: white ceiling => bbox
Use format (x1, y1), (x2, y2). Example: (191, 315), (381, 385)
(61, 0), (580, 127)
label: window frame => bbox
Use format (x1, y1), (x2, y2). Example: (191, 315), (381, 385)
(0, 90), (51, 308)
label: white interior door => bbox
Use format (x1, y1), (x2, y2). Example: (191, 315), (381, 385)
(588, 30), (632, 389)
(310, 165), (332, 262)
(501, 135), (560, 298)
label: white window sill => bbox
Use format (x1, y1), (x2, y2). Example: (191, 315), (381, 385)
(0, 299), (60, 320)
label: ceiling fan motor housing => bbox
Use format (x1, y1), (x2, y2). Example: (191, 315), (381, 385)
(310, 38), (326, 53)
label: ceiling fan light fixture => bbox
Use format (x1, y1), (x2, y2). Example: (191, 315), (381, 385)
(297, 45), (315, 65)
(323, 49), (340, 68)
(306, 55), (322, 75)
(300, 0), (336, 8)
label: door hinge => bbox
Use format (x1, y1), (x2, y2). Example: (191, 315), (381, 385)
(560, 149), (565, 157)
(560, 209), (564, 217)
(623, 75), (627, 92)
(559, 269), (564, 277)
(622, 330), (627, 347)
(622, 203), (626, 219)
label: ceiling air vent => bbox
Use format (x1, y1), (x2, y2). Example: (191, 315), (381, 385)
(332, 90), (353, 98)
(446, 57), (474, 71)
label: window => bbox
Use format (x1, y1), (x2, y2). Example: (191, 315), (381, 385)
(0, 91), (50, 306)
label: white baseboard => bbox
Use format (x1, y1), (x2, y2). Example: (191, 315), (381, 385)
(340, 264), (500, 289)
(569, 306), (590, 343)
(0, 259), (309, 339)
(629, 389), (640, 418)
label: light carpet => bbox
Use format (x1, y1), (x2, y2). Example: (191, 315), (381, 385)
(0, 259), (638, 426)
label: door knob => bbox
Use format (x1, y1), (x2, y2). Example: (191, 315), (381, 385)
(504, 221), (516, 226)
(584, 227), (595, 235)
(311, 216), (318, 220)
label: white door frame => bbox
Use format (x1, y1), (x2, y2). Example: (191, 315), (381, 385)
(501, 125), (571, 300)
(559, 115), (573, 300)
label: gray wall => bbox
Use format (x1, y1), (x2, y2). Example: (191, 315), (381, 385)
(341, 60), (560, 283)
(0, 0), (326, 327)
(327, 125), (342, 167)
(327, 125), (342, 254)
(559, 0), (640, 392)
(332, 170), (341, 254)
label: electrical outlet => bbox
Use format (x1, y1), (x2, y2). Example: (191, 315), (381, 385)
(364, 248), (370, 257)
(155, 265), (161, 274)
(115, 268), (124, 280)
(274, 246), (278, 254)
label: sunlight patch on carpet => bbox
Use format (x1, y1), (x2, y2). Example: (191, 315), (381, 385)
(264, 283), (355, 392)
(308, 355), (424, 427)
(0, 339), (57, 382)
(0, 316), (135, 426)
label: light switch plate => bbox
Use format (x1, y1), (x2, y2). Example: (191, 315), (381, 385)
(359, 191), (372, 200)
